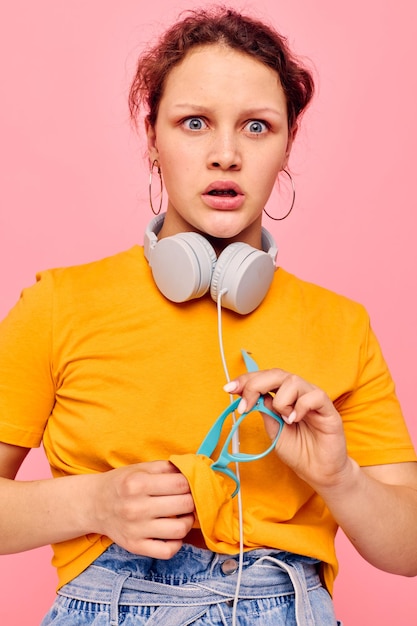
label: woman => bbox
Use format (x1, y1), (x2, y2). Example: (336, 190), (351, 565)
(0, 6), (416, 625)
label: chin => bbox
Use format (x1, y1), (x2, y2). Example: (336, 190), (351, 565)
(199, 213), (250, 240)
(203, 227), (244, 244)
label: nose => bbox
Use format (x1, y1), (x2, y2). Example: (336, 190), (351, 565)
(207, 129), (242, 171)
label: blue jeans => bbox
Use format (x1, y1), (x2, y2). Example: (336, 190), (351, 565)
(41, 543), (342, 625)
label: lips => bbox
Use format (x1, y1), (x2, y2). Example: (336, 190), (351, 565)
(201, 181), (245, 210)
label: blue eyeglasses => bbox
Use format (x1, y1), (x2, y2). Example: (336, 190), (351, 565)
(197, 350), (284, 497)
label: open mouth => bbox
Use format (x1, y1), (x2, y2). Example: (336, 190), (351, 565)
(207, 189), (238, 197)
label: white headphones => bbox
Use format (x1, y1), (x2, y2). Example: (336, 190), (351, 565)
(143, 213), (278, 315)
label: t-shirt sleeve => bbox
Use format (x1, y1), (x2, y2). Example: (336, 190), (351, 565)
(0, 272), (56, 448)
(337, 313), (416, 466)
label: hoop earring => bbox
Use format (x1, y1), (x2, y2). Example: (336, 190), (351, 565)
(149, 159), (163, 215)
(263, 169), (295, 221)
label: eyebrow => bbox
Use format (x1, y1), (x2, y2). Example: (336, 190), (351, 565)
(172, 103), (285, 118)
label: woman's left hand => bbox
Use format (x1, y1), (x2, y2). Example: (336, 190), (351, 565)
(224, 369), (350, 492)
(225, 369), (417, 578)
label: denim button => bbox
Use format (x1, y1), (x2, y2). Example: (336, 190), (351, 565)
(221, 558), (239, 575)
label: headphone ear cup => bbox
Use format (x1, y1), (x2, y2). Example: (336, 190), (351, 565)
(211, 243), (275, 314)
(150, 232), (216, 302)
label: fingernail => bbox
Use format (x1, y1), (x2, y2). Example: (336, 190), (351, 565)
(237, 398), (247, 414)
(287, 410), (296, 424)
(223, 381), (238, 393)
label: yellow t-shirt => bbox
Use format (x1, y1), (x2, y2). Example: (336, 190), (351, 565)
(0, 246), (415, 593)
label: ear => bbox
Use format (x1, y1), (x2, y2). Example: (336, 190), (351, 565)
(145, 118), (159, 162)
(283, 123), (298, 169)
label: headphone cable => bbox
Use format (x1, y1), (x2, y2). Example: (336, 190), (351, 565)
(217, 289), (244, 626)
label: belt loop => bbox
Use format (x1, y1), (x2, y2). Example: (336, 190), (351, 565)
(209, 553), (220, 576)
(110, 570), (131, 626)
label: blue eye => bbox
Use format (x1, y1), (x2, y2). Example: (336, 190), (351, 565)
(183, 117), (206, 130)
(245, 120), (268, 134)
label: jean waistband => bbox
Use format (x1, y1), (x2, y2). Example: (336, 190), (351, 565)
(58, 544), (322, 626)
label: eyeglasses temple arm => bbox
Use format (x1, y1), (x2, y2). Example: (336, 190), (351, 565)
(197, 398), (241, 457)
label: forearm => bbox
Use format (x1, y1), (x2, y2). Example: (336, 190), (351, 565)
(317, 459), (417, 577)
(0, 474), (95, 553)
(0, 461), (195, 559)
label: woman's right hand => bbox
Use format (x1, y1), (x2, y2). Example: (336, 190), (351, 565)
(0, 445), (194, 557)
(91, 460), (195, 559)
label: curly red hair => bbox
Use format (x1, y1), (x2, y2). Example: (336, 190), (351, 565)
(129, 6), (314, 134)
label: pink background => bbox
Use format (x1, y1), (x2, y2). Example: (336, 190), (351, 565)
(0, 0), (416, 623)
